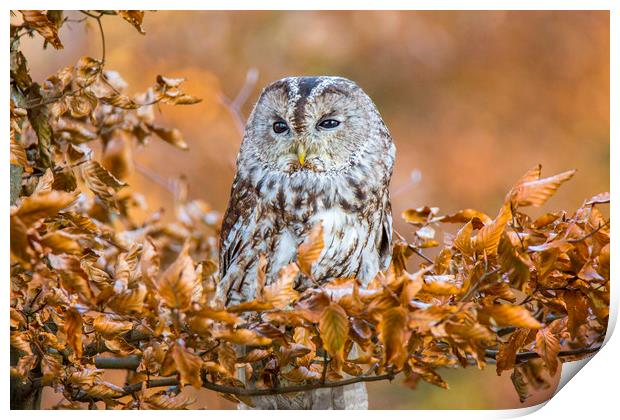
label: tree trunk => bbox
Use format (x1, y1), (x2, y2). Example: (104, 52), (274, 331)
(236, 346), (369, 410)
(238, 383), (368, 410)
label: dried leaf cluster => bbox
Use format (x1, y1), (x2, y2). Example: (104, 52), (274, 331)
(10, 11), (609, 410)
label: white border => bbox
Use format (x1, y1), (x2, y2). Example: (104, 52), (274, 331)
(3, 2), (616, 419)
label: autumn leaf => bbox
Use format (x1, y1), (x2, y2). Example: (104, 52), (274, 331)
(585, 192), (610, 205)
(496, 328), (531, 375)
(80, 160), (127, 208)
(20, 11), (63, 48)
(319, 302), (349, 363)
(534, 327), (560, 375)
(402, 206), (439, 225)
(160, 340), (203, 388)
(453, 220), (474, 256)
(116, 10), (146, 34)
(297, 222), (324, 277)
(41, 354), (63, 385)
(158, 242), (196, 311)
(93, 314), (133, 339)
(563, 290), (589, 339)
(263, 263), (300, 309)
(107, 284), (147, 314)
(294, 291), (331, 323)
(64, 308), (84, 358)
(213, 328), (272, 346)
(282, 366), (321, 383)
(148, 124), (189, 150)
(378, 306), (409, 369)
(474, 201), (512, 256)
(12, 190), (78, 226)
(86, 381), (125, 399)
(509, 165), (576, 207)
(434, 208), (491, 226)
(10, 136), (29, 168)
(481, 304), (542, 329)
(48, 254), (95, 302)
(145, 392), (195, 410)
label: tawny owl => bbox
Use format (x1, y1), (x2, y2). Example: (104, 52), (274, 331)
(217, 76), (395, 307)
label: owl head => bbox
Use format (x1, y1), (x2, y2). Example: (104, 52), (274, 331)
(239, 76), (392, 174)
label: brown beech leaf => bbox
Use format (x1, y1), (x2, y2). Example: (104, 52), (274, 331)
(378, 306), (409, 369)
(148, 124), (189, 150)
(509, 166), (576, 207)
(402, 206), (439, 225)
(482, 304), (542, 329)
(64, 308), (83, 358)
(80, 160), (127, 208)
(563, 290), (589, 339)
(281, 366), (321, 383)
(585, 192), (610, 205)
(19, 11), (63, 48)
(48, 254), (95, 302)
(453, 220), (474, 256)
(140, 237), (160, 289)
(534, 327), (560, 375)
(213, 328), (272, 346)
(496, 328), (531, 375)
(10, 331), (33, 355)
(39, 230), (82, 254)
(263, 263), (300, 309)
(116, 10), (146, 34)
(86, 381), (125, 399)
(319, 302), (349, 363)
(10, 136), (29, 168)
(158, 242), (196, 311)
(13, 190), (78, 226)
(474, 201), (512, 256)
(32, 168), (54, 195)
(433, 208), (491, 226)
(92, 314), (133, 339)
(294, 291), (330, 323)
(161, 340), (202, 388)
(107, 284), (147, 314)
(145, 392), (195, 410)
(297, 222), (324, 277)
(41, 353), (63, 385)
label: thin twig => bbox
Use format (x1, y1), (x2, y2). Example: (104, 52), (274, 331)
(219, 68), (259, 135)
(567, 220), (610, 243)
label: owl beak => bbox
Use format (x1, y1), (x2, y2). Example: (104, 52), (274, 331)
(296, 146), (306, 166)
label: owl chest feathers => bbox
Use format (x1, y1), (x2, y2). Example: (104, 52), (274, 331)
(218, 164), (392, 306)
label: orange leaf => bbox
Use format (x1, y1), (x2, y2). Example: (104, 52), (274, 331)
(474, 201), (512, 256)
(319, 302), (349, 363)
(64, 308), (83, 358)
(297, 222), (324, 277)
(378, 307), (409, 369)
(509, 166), (576, 207)
(158, 242), (196, 311)
(482, 304), (542, 329)
(534, 328), (560, 375)
(263, 263), (300, 309)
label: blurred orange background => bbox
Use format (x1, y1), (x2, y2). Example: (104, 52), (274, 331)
(18, 10), (609, 409)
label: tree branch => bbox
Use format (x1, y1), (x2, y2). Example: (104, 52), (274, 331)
(90, 345), (601, 399)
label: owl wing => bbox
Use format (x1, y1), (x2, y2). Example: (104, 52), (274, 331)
(218, 175), (256, 280)
(377, 192), (393, 271)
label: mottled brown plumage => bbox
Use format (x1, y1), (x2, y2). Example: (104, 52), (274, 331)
(217, 76), (396, 308)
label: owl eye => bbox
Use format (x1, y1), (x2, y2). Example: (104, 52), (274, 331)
(317, 119), (340, 130)
(272, 121), (289, 134)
